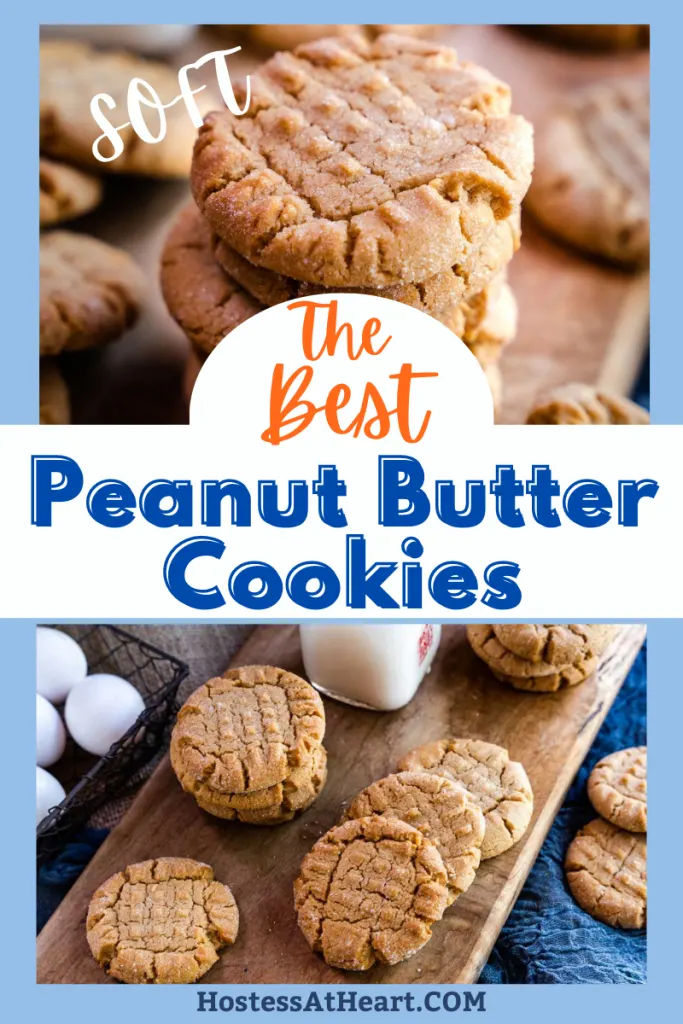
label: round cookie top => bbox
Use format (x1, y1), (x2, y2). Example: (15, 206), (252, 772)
(40, 40), (200, 178)
(526, 384), (650, 425)
(565, 818), (646, 929)
(397, 738), (533, 859)
(213, 211), (520, 315)
(466, 623), (617, 692)
(160, 205), (263, 355)
(294, 815), (448, 970)
(588, 747), (647, 833)
(171, 665), (325, 795)
(39, 157), (102, 227)
(344, 771), (485, 900)
(40, 231), (144, 356)
(526, 75), (649, 267)
(189, 743), (328, 825)
(86, 857), (239, 983)
(191, 33), (533, 288)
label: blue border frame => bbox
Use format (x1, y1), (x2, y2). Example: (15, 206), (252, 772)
(4, 1), (681, 1015)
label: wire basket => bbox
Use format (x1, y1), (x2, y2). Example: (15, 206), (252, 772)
(37, 625), (188, 865)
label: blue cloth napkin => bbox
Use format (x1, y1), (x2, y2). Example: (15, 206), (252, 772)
(480, 641), (647, 984)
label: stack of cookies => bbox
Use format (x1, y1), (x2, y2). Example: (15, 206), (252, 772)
(294, 737), (533, 970)
(170, 665), (327, 825)
(39, 39), (204, 423)
(566, 747), (647, 929)
(161, 32), (534, 416)
(466, 623), (618, 692)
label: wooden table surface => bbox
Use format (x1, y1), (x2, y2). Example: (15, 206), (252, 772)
(37, 622), (646, 984)
(55, 25), (650, 427)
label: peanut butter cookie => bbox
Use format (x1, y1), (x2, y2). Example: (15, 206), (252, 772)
(526, 76), (649, 267)
(294, 815), (448, 970)
(40, 231), (144, 356)
(466, 623), (618, 692)
(397, 738), (533, 860)
(86, 857), (239, 983)
(40, 41), (200, 178)
(440, 276), (517, 364)
(343, 771), (485, 901)
(526, 383), (649, 425)
(565, 819), (646, 929)
(171, 666), (325, 798)
(39, 360), (70, 424)
(40, 157), (102, 227)
(213, 211), (520, 316)
(160, 205), (262, 356)
(588, 747), (647, 833)
(189, 744), (328, 825)
(191, 33), (533, 288)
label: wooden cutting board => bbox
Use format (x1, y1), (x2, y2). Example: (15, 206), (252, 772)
(37, 622), (645, 984)
(59, 24), (650, 426)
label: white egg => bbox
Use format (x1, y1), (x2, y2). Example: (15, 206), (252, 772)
(37, 627), (87, 703)
(36, 693), (67, 767)
(65, 673), (145, 756)
(37, 766), (66, 825)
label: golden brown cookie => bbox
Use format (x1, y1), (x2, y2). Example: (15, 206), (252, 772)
(40, 40), (201, 178)
(189, 744), (328, 825)
(294, 815), (448, 970)
(40, 157), (102, 227)
(171, 666), (325, 798)
(565, 819), (646, 929)
(191, 33), (533, 288)
(343, 771), (484, 901)
(588, 747), (647, 833)
(466, 623), (617, 692)
(160, 205), (263, 356)
(440, 277), (517, 356)
(526, 76), (649, 267)
(213, 210), (520, 315)
(40, 231), (144, 356)
(86, 857), (239, 983)
(530, 25), (649, 51)
(39, 359), (70, 424)
(526, 383), (649, 425)
(397, 738), (533, 860)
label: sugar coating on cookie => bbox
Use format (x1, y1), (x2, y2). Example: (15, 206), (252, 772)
(526, 384), (650, 425)
(526, 76), (649, 267)
(343, 771), (485, 900)
(294, 815), (448, 970)
(397, 738), (533, 859)
(160, 205), (263, 356)
(191, 33), (533, 288)
(40, 41), (202, 178)
(39, 157), (102, 227)
(40, 231), (144, 356)
(171, 665), (325, 796)
(86, 857), (239, 983)
(212, 209), (520, 314)
(191, 744), (328, 824)
(565, 818), (646, 929)
(466, 623), (617, 692)
(588, 747), (647, 833)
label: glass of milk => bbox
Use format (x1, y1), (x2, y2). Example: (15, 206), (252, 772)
(300, 624), (441, 711)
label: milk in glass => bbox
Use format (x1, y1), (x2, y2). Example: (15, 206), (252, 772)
(300, 624), (441, 711)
